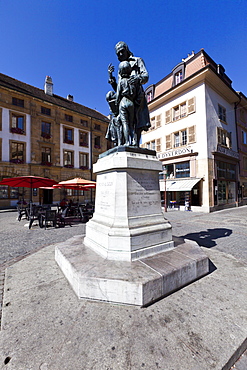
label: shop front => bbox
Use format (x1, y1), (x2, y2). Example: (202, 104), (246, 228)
(212, 148), (239, 209)
(160, 177), (202, 210)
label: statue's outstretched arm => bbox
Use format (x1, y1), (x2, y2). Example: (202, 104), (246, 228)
(108, 63), (117, 92)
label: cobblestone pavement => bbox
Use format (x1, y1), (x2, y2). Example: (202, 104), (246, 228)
(0, 206), (246, 368)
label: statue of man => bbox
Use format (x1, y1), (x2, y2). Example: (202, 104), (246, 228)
(106, 41), (151, 147)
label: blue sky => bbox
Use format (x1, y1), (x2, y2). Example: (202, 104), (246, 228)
(0, 0), (247, 116)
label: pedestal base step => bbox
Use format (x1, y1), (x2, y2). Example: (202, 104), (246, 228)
(55, 236), (209, 306)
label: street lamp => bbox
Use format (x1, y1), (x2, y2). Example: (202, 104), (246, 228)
(159, 168), (167, 212)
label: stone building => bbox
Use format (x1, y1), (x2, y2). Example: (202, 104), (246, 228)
(0, 73), (110, 208)
(142, 49), (247, 212)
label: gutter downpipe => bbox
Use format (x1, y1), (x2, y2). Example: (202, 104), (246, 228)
(234, 94), (241, 206)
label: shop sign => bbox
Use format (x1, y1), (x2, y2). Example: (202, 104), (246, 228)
(157, 146), (193, 159)
(217, 145), (239, 159)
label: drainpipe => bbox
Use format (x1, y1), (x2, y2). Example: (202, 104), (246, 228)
(234, 94), (241, 205)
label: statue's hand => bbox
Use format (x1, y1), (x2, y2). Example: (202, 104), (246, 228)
(128, 75), (141, 84)
(108, 63), (115, 75)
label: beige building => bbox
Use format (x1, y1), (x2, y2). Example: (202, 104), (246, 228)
(142, 49), (242, 212)
(0, 74), (110, 208)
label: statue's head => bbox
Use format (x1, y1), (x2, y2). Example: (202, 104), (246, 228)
(115, 41), (133, 62)
(118, 61), (131, 78)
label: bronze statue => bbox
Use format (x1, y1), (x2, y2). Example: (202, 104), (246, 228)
(106, 42), (151, 147)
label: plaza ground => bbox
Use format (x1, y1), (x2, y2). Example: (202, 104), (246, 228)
(0, 207), (246, 369)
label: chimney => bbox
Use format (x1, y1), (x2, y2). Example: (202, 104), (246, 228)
(44, 76), (53, 96)
(67, 94), (74, 102)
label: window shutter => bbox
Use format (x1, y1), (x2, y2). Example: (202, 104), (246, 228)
(156, 138), (161, 152)
(165, 109), (171, 124)
(188, 97), (195, 114)
(188, 126), (196, 143)
(150, 117), (155, 130)
(217, 127), (221, 144)
(156, 114), (162, 128)
(166, 134), (172, 149)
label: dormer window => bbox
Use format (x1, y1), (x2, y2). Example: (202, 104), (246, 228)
(172, 62), (185, 87)
(145, 84), (155, 103)
(175, 71), (183, 85)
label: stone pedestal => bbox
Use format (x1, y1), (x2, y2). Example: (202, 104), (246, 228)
(84, 147), (174, 261)
(55, 147), (209, 306)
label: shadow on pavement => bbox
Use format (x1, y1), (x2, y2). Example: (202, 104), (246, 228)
(182, 228), (232, 248)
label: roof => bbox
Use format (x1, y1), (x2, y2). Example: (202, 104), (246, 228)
(147, 49), (234, 102)
(0, 72), (109, 123)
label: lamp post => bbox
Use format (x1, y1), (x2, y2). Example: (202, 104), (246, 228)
(160, 168), (167, 212)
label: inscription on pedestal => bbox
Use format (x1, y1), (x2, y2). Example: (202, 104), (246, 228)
(96, 174), (115, 213)
(128, 170), (161, 216)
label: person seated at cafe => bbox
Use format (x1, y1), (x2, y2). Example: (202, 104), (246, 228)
(60, 197), (68, 210)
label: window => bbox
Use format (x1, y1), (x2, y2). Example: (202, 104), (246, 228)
(240, 109), (245, 123)
(147, 91), (152, 102)
(150, 115), (162, 129)
(243, 156), (247, 171)
(41, 147), (51, 165)
(10, 113), (25, 134)
(217, 128), (231, 148)
(41, 106), (51, 116)
(10, 142), (24, 164)
(173, 128), (190, 148)
(41, 122), (51, 139)
(64, 150), (74, 167)
(81, 119), (89, 127)
(79, 153), (88, 169)
(146, 142), (151, 150)
(175, 161), (190, 178)
(0, 186), (8, 198)
(0, 108), (2, 131)
(242, 130), (247, 145)
(94, 136), (101, 149)
(65, 114), (73, 122)
(218, 104), (227, 122)
(175, 70), (183, 85)
(79, 131), (89, 147)
(12, 97), (24, 107)
(64, 128), (74, 144)
(217, 161), (236, 180)
(174, 132), (180, 147)
(151, 140), (155, 151)
(94, 123), (101, 131)
(169, 98), (195, 123)
(181, 130), (187, 145)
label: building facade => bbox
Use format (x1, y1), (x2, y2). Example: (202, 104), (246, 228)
(142, 49), (246, 212)
(0, 74), (110, 208)
(236, 92), (247, 205)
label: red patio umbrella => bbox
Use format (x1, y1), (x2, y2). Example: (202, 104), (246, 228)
(52, 178), (96, 202)
(52, 178), (96, 188)
(0, 176), (58, 202)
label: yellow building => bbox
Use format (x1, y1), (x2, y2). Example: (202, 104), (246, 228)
(0, 74), (110, 208)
